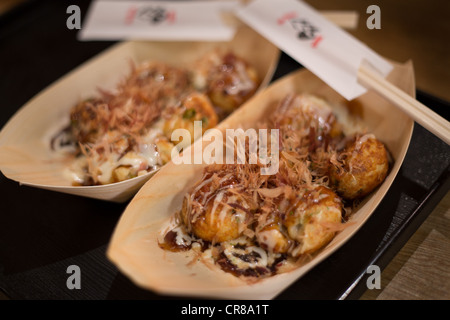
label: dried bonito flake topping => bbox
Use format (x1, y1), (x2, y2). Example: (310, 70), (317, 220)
(51, 50), (260, 186)
(159, 93), (390, 280)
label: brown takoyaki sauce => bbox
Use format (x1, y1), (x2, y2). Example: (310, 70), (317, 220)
(159, 230), (191, 252)
(216, 251), (286, 278)
(158, 227), (210, 252)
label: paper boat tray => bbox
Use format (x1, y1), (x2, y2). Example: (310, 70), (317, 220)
(0, 26), (279, 202)
(107, 61), (415, 299)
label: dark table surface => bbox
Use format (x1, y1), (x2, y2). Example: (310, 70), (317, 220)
(0, 0), (449, 300)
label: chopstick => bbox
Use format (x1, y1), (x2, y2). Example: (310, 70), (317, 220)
(321, 11), (359, 30)
(358, 65), (450, 145)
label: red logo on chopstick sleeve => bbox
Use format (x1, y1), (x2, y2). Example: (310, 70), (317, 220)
(311, 35), (323, 48)
(165, 10), (176, 23)
(125, 6), (138, 25)
(277, 11), (297, 25)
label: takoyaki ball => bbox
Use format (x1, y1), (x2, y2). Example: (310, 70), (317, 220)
(180, 189), (250, 243)
(162, 92), (218, 148)
(108, 131), (174, 183)
(329, 134), (389, 200)
(70, 98), (108, 143)
(154, 135), (174, 165)
(255, 217), (290, 254)
(206, 52), (259, 114)
(283, 186), (342, 256)
(123, 61), (192, 101)
(111, 137), (174, 183)
(276, 94), (343, 144)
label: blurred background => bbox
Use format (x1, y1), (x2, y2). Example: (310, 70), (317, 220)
(1, 0), (449, 101)
(304, 0), (450, 102)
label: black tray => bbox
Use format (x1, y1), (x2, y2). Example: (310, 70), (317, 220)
(0, 0), (449, 301)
